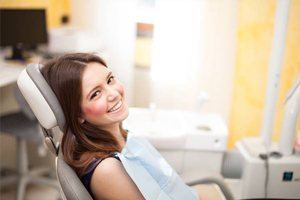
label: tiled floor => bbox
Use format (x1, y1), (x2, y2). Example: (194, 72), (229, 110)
(0, 185), (61, 200)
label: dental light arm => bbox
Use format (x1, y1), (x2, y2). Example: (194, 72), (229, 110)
(279, 78), (300, 155)
(261, 0), (291, 149)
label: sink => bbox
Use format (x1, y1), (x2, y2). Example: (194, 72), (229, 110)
(123, 107), (228, 151)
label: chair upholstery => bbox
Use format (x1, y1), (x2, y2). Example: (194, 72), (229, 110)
(0, 111), (41, 142)
(56, 150), (93, 200)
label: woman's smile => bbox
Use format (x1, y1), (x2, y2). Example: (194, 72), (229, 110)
(108, 99), (123, 113)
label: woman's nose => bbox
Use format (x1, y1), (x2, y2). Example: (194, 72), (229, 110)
(107, 87), (118, 102)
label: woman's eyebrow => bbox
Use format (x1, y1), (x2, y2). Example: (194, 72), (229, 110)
(86, 71), (112, 99)
(106, 71), (112, 81)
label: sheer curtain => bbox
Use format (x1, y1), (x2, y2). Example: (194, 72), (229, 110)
(151, 0), (237, 122)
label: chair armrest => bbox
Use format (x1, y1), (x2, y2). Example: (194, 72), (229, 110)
(181, 171), (235, 200)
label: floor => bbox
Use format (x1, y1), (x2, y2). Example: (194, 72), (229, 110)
(0, 185), (61, 200)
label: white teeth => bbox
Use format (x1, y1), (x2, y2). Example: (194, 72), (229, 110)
(108, 101), (122, 112)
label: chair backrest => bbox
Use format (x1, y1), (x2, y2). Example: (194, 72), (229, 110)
(17, 63), (93, 200)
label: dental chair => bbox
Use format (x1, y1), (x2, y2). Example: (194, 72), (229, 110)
(17, 64), (92, 200)
(17, 63), (234, 200)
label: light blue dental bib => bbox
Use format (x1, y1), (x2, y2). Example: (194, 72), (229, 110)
(116, 133), (199, 200)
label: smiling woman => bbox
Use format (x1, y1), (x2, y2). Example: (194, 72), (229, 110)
(80, 61), (130, 155)
(41, 53), (128, 172)
(40, 53), (144, 199)
(79, 62), (128, 134)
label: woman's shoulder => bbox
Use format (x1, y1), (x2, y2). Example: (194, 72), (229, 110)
(81, 154), (120, 195)
(82, 153), (119, 175)
(92, 156), (122, 177)
(90, 155), (145, 199)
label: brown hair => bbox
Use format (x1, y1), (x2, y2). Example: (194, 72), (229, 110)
(41, 53), (127, 176)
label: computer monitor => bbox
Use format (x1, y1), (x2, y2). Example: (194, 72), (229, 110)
(0, 9), (48, 61)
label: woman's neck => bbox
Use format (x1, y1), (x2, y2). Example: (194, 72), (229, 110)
(101, 123), (126, 149)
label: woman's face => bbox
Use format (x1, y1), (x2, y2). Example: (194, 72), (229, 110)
(80, 62), (129, 128)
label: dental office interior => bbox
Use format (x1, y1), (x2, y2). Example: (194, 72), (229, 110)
(0, 0), (300, 199)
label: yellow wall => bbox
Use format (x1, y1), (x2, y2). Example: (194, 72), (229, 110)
(0, 0), (70, 29)
(229, 0), (300, 148)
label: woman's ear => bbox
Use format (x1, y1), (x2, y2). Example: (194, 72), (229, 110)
(78, 117), (85, 124)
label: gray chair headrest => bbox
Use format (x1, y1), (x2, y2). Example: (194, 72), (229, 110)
(17, 63), (65, 131)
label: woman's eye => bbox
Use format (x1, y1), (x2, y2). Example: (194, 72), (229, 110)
(108, 76), (115, 84)
(90, 90), (101, 100)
